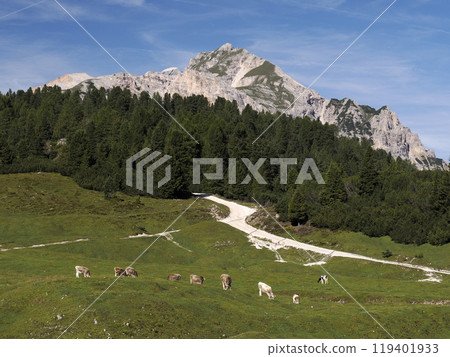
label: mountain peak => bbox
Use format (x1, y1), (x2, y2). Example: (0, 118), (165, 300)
(161, 67), (181, 76)
(217, 43), (234, 52)
(33, 72), (92, 92)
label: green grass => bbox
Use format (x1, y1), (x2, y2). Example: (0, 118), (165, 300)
(243, 61), (276, 78)
(0, 173), (449, 339)
(284, 228), (450, 270)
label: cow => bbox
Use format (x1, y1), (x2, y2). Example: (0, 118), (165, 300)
(220, 274), (232, 290)
(190, 274), (204, 285)
(125, 267), (138, 278)
(317, 275), (328, 284)
(292, 294), (300, 304)
(258, 282), (275, 299)
(75, 266), (91, 278)
(167, 273), (181, 281)
(114, 267), (127, 277)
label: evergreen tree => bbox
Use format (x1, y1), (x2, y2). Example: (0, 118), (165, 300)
(320, 161), (347, 205)
(67, 129), (88, 173)
(200, 120), (228, 195)
(226, 122), (251, 199)
(159, 129), (196, 198)
(150, 121), (168, 151)
(432, 171), (450, 213)
(288, 187), (308, 225)
(359, 146), (379, 195)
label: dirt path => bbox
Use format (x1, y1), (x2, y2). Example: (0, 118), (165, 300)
(199, 194), (450, 276)
(123, 230), (192, 252)
(0, 238), (89, 252)
(122, 230), (181, 239)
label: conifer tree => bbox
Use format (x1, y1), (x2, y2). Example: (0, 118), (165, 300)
(359, 146), (379, 195)
(432, 171), (450, 213)
(320, 161), (347, 205)
(288, 187), (308, 225)
(160, 129), (196, 198)
(150, 121), (168, 151)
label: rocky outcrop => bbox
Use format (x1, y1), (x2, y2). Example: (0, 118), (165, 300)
(36, 43), (445, 170)
(33, 73), (92, 92)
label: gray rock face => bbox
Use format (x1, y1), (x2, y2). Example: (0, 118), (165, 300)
(37, 43), (445, 170)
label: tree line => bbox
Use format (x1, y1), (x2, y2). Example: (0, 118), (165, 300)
(0, 85), (448, 245)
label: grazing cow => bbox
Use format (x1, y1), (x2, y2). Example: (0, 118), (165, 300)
(190, 274), (204, 285)
(125, 267), (138, 278)
(114, 267), (127, 277)
(220, 274), (232, 290)
(167, 273), (181, 281)
(258, 282), (275, 299)
(75, 266), (91, 278)
(317, 275), (328, 284)
(292, 294), (300, 304)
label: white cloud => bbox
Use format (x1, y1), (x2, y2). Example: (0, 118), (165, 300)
(107, 0), (146, 7)
(263, 0), (346, 11)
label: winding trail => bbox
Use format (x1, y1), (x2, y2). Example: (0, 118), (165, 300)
(199, 194), (450, 276)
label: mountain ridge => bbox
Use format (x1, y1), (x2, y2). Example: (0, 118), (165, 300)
(34, 43), (446, 170)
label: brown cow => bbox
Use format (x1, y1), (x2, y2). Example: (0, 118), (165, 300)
(114, 267), (127, 277)
(190, 274), (204, 285)
(167, 273), (181, 281)
(220, 274), (232, 290)
(125, 267), (138, 278)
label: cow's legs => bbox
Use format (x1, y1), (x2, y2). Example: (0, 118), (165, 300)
(76, 270), (79, 278)
(259, 288), (262, 296)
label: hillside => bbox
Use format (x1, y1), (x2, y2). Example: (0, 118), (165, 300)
(0, 173), (449, 338)
(35, 43), (445, 170)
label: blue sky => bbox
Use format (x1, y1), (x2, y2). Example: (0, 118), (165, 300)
(1, 0), (449, 159)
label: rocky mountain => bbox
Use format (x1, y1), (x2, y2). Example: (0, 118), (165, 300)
(36, 43), (445, 170)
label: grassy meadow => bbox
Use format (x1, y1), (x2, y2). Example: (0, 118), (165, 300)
(0, 173), (448, 339)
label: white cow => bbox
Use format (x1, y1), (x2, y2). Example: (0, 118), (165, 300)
(125, 267), (138, 278)
(258, 282), (275, 299)
(292, 294), (300, 304)
(75, 266), (91, 278)
(190, 274), (204, 285)
(317, 275), (328, 284)
(220, 274), (232, 290)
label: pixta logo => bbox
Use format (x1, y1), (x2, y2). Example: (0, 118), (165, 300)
(193, 158), (325, 185)
(126, 149), (325, 195)
(126, 148), (172, 195)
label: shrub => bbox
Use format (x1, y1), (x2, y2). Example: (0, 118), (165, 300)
(382, 249), (392, 258)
